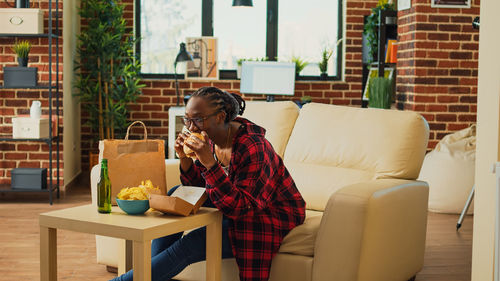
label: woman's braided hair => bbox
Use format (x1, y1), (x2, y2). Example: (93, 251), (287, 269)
(190, 86), (246, 123)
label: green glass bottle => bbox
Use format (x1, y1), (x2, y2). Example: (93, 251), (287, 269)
(97, 159), (111, 213)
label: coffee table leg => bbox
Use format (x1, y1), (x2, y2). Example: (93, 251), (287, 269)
(206, 212), (222, 281)
(118, 239), (133, 275)
(133, 240), (151, 281)
(40, 226), (57, 281)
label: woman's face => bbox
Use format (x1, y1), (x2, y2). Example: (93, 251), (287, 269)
(184, 96), (225, 138)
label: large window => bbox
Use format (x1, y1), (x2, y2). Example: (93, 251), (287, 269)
(137, 0), (343, 79)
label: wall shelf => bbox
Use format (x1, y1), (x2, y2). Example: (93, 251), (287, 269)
(0, 0), (61, 205)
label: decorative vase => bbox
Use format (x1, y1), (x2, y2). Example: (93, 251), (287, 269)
(17, 57), (28, 67)
(30, 100), (42, 119)
(320, 73), (328, 80)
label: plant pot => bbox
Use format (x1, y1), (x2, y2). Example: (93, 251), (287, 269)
(320, 73), (328, 80)
(17, 57), (28, 67)
(3, 66), (37, 87)
(237, 65), (241, 79)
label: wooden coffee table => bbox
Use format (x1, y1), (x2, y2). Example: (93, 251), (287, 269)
(39, 204), (222, 281)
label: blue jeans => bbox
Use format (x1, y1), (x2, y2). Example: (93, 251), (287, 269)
(111, 185), (233, 281)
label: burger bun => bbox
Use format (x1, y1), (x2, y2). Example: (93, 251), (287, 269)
(183, 132), (204, 159)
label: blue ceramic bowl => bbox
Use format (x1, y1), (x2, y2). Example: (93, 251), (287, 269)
(116, 199), (150, 215)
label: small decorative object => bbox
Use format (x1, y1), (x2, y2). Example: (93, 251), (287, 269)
(12, 117), (49, 139)
(185, 36), (218, 80)
(11, 168), (47, 190)
(30, 100), (41, 119)
(431, 0), (470, 8)
(0, 8), (43, 34)
(291, 56), (308, 77)
(12, 40), (31, 67)
(4, 40), (36, 87)
(318, 48), (333, 80)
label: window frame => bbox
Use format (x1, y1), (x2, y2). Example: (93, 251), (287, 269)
(135, 0), (343, 81)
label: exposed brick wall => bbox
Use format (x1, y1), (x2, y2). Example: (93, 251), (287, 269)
(397, 0), (479, 148)
(0, 1), (64, 186)
(80, 0), (379, 169)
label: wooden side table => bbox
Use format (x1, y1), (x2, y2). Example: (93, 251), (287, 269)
(39, 204), (222, 281)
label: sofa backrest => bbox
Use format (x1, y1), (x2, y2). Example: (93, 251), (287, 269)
(242, 101), (300, 157)
(284, 103), (429, 211)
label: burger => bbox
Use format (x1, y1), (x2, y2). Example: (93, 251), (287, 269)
(183, 132), (204, 159)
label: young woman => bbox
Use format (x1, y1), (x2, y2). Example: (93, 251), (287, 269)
(112, 86), (305, 281)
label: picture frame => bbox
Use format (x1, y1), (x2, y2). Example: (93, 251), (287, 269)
(362, 66), (395, 101)
(185, 36), (218, 80)
(431, 0), (471, 8)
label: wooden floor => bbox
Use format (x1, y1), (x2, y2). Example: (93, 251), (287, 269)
(0, 176), (473, 281)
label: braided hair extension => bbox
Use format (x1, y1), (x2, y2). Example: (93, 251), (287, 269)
(190, 86), (246, 123)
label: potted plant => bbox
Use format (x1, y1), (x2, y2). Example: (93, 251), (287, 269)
(291, 56), (309, 77)
(363, 0), (396, 62)
(12, 40), (31, 67)
(4, 40), (37, 87)
(236, 58), (252, 79)
(368, 76), (392, 109)
(74, 0), (145, 167)
(318, 48), (333, 80)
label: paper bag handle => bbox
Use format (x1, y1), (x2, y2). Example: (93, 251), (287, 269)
(125, 121), (148, 140)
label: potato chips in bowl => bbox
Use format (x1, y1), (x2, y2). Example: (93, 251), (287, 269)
(116, 180), (160, 215)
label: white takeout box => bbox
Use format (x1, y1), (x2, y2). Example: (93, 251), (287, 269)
(150, 185), (208, 216)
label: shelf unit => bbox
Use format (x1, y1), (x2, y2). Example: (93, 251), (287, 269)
(361, 9), (398, 108)
(0, 0), (60, 204)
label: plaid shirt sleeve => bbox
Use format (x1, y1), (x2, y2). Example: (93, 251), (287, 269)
(202, 136), (275, 220)
(180, 160), (207, 187)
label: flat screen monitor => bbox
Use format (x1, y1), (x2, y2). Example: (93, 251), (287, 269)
(240, 61), (296, 96)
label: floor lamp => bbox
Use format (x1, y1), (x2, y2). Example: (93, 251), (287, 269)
(174, 43), (193, 106)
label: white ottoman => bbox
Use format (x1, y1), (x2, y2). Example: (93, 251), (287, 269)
(418, 125), (476, 214)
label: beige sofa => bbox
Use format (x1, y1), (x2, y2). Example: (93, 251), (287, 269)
(91, 101), (430, 281)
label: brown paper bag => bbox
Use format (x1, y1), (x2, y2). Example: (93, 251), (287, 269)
(99, 121), (167, 205)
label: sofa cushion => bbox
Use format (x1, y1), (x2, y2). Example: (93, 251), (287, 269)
(284, 103), (429, 210)
(242, 101), (299, 157)
(286, 164), (375, 211)
(278, 210), (322, 256)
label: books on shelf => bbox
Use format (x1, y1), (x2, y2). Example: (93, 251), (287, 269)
(385, 39), (398, 64)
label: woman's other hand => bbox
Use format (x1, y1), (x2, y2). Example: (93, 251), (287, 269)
(174, 131), (190, 159)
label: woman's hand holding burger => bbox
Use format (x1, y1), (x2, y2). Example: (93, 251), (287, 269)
(175, 130), (216, 170)
(183, 131), (217, 169)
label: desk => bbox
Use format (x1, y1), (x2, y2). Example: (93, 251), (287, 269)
(39, 204), (222, 281)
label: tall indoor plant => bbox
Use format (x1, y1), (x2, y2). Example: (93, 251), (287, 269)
(74, 0), (144, 144)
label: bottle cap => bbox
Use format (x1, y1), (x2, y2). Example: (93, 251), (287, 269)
(101, 159), (108, 165)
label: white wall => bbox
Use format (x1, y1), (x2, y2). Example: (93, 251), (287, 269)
(62, 0), (81, 188)
(471, 0), (500, 279)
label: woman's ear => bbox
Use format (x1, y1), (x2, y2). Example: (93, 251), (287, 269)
(217, 111), (226, 124)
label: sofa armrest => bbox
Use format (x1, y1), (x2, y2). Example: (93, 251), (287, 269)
(312, 179), (429, 281)
(165, 159), (181, 190)
(90, 164), (100, 207)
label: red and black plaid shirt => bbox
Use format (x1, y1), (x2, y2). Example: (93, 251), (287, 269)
(180, 117), (306, 281)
